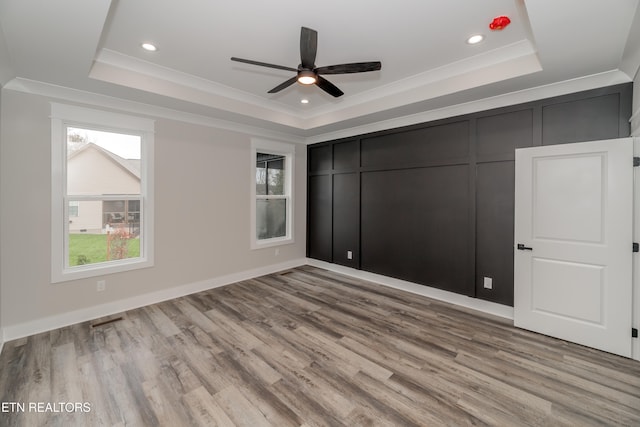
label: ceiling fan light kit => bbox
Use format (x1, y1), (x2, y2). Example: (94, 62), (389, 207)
(297, 70), (317, 85)
(231, 26), (382, 97)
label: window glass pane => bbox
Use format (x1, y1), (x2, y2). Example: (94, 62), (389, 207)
(102, 200), (141, 235)
(68, 223), (140, 268)
(256, 198), (286, 239)
(65, 126), (144, 269)
(267, 158), (284, 195)
(127, 200), (141, 235)
(68, 201), (79, 217)
(67, 127), (141, 195)
(257, 152), (285, 196)
(103, 200), (126, 225)
(256, 161), (267, 196)
(69, 200), (102, 234)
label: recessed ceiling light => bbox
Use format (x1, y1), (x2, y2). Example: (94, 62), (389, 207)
(141, 43), (157, 52)
(466, 34), (484, 45)
(300, 99), (310, 104)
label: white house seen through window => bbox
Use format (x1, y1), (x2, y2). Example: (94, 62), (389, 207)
(51, 103), (154, 282)
(66, 127), (142, 267)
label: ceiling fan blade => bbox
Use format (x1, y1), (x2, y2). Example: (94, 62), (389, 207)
(315, 61), (382, 75)
(316, 76), (344, 97)
(268, 76), (298, 94)
(231, 57), (297, 72)
(300, 27), (318, 69)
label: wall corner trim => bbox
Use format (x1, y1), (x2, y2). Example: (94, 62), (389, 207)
(306, 258), (515, 321)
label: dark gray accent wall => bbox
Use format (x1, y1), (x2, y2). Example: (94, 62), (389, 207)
(361, 165), (471, 295)
(307, 83), (632, 306)
(307, 174), (332, 262)
(333, 172), (359, 268)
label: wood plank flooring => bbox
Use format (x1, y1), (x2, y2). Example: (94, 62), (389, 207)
(1, 266), (639, 426)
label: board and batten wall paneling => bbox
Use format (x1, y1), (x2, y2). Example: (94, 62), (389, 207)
(332, 140), (359, 171)
(307, 83), (632, 307)
(333, 173), (359, 268)
(307, 144), (333, 261)
(307, 174), (332, 262)
(361, 165), (472, 295)
(476, 109), (536, 160)
(474, 108), (534, 305)
(542, 87), (631, 145)
(361, 121), (470, 168)
(308, 144), (332, 173)
(475, 162), (516, 305)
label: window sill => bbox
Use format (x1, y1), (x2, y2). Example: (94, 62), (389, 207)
(251, 236), (294, 250)
(51, 257), (153, 283)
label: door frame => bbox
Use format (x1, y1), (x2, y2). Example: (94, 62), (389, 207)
(633, 139), (640, 361)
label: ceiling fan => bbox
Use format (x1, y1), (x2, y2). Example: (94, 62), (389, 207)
(231, 27), (382, 98)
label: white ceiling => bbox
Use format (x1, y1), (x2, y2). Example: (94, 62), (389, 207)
(0, 0), (639, 142)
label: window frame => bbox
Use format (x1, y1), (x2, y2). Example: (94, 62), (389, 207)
(51, 103), (155, 283)
(250, 138), (295, 249)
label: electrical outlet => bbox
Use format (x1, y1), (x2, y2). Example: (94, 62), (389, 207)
(483, 277), (493, 290)
(274, 248), (280, 256)
(347, 250), (353, 260)
(97, 280), (106, 292)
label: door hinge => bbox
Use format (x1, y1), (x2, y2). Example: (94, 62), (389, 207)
(634, 243), (639, 253)
(634, 157), (640, 167)
(633, 328), (638, 338)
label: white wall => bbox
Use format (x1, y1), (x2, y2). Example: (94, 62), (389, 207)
(0, 29), (13, 87)
(0, 87), (3, 352)
(632, 67), (640, 136)
(0, 89), (307, 338)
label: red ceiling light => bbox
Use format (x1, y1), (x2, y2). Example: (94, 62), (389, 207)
(489, 16), (511, 31)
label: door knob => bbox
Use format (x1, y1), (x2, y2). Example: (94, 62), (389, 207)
(517, 243), (533, 251)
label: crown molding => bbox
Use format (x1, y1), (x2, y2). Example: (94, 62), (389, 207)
(88, 40), (542, 133)
(306, 40), (539, 120)
(3, 68), (631, 146)
(3, 77), (304, 144)
(305, 69), (632, 144)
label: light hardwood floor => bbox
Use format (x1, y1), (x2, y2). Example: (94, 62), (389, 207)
(0, 266), (639, 426)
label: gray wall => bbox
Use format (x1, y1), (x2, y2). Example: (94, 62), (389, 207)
(0, 86), (3, 348)
(0, 89), (307, 333)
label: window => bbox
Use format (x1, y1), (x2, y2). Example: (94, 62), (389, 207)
(51, 104), (154, 282)
(251, 138), (294, 249)
(68, 201), (79, 217)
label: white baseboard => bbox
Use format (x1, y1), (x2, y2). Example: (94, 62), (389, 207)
(1, 256), (515, 345)
(306, 259), (514, 320)
(1, 258), (307, 342)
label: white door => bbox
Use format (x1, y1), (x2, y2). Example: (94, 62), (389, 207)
(514, 138), (634, 357)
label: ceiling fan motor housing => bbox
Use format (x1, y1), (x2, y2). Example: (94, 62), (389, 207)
(230, 26), (381, 97)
